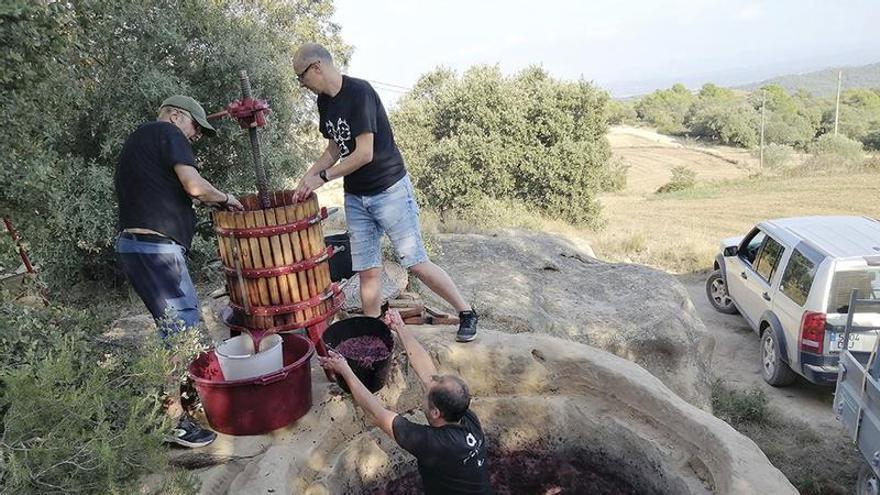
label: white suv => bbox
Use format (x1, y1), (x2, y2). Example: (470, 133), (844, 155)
(706, 216), (880, 386)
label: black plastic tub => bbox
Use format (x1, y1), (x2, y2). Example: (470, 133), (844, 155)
(323, 316), (394, 393)
(325, 232), (354, 282)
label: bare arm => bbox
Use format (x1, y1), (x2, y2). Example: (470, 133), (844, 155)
(318, 351), (398, 439)
(324, 133), (374, 180)
(302, 140), (341, 177)
(293, 134), (374, 201)
(173, 165), (243, 210)
(384, 310), (437, 390)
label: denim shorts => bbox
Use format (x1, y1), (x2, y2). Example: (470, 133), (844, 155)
(116, 234), (201, 339)
(345, 175), (428, 271)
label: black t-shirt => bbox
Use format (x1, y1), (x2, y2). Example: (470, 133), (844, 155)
(392, 410), (492, 495)
(317, 75), (406, 195)
(114, 121), (197, 249)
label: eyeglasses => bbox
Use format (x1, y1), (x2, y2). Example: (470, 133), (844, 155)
(297, 61), (319, 81)
(175, 109), (202, 142)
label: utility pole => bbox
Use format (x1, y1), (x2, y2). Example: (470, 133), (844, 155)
(760, 89), (766, 170)
(834, 70), (842, 136)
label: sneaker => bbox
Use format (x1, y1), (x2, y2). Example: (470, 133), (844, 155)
(164, 415), (216, 448)
(456, 309), (478, 342)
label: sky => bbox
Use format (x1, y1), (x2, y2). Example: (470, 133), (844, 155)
(331, 0), (880, 106)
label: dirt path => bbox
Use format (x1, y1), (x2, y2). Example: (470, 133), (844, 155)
(678, 272), (842, 430)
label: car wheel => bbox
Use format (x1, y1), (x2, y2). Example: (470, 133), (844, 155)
(857, 464), (879, 495)
(761, 329), (797, 387)
(706, 270), (738, 314)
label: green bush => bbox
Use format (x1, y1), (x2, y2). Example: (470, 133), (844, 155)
(634, 83), (694, 134)
(686, 84), (759, 147)
(656, 166), (697, 193)
(820, 89), (880, 145)
(0, 301), (205, 494)
(748, 85), (818, 148)
(1, 1), (350, 290)
(802, 133), (865, 172)
(393, 65), (621, 226)
(711, 381), (769, 425)
(606, 99), (638, 125)
(755, 143), (795, 170)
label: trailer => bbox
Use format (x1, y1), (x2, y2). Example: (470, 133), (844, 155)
(834, 289), (880, 494)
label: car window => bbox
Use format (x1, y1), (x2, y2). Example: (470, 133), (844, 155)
(739, 229), (766, 266)
(827, 268), (880, 314)
(780, 249), (817, 306)
(754, 236), (785, 282)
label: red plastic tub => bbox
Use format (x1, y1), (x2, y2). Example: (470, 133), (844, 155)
(189, 333), (314, 435)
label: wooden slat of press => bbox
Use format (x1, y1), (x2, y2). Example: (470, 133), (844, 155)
(306, 196), (331, 308)
(275, 191), (305, 323)
(243, 211), (272, 329)
(232, 212), (259, 327)
(315, 201), (332, 292)
(225, 213), (245, 305)
(284, 192), (314, 322)
(254, 207), (282, 311)
(296, 197), (321, 316)
(269, 192), (295, 326)
(298, 196), (322, 315)
(304, 195), (325, 316)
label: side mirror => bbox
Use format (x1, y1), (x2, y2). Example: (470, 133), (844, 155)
(723, 246), (739, 257)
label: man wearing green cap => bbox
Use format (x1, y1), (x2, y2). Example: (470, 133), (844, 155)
(115, 95), (243, 448)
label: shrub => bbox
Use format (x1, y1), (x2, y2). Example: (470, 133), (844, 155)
(755, 143), (795, 170)
(748, 85), (818, 148)
(634, 83), (694, 134)
(606, 99), (637, 125)
(801, 133), (865, 172)
(686, 85), (759, 147)
(656, 166), (696, 193)
(0, 301), (205, 493)
(711, 381), (769, 425)
(393, 65), (620, 226)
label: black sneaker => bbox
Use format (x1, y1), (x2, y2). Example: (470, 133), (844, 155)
(456, 309), (478, 342)
(164, 415), (216, 448)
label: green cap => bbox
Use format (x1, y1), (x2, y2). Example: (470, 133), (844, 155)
(160, 95), (217, 136)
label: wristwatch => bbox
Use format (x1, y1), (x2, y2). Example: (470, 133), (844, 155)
(319, 169), (329, 182)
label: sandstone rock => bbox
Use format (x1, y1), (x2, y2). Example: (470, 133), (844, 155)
(188, 327), (793, 494)
(421, 230), (714, 409)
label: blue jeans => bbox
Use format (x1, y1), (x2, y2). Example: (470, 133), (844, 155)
(344, 175), (428, 271)
(116, 234), (201, 340)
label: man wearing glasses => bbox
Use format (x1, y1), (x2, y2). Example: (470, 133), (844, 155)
(319, 310), (492, 494)
(292, 43), (479, 343)
(114, 95), (243, 448)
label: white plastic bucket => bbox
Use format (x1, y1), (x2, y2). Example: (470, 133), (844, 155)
(216, 334), (283, 381)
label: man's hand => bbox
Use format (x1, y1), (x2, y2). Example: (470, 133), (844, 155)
(222, 193), (244, 211)
(317, 350), (352, 375)
(382, 310), (406, 335)
(293, 174), (324, 202)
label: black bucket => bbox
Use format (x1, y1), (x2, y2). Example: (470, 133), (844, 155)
(325, 232), (354, 282)
(322, 316), (394, 393)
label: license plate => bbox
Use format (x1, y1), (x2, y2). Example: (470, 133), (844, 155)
(831, 332), (878, 353)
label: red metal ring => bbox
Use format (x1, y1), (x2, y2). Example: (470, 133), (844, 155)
(229, 282), (343, 317)
(224, 246), (336, 279)
(215, 208), (327, 238)
(224, 294), (345, 335)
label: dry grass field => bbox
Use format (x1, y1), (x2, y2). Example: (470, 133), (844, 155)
(590, 126), (880, 274)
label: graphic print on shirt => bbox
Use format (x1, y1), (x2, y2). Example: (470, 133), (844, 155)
(461, 432), (485, 467)
(324, 118), (352, 156)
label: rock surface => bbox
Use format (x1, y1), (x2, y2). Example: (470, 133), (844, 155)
(177, 327), (794, 495)
(422, 230), (715, 409)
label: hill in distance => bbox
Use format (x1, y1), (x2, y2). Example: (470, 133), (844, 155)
(735, 62), (880, 96)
